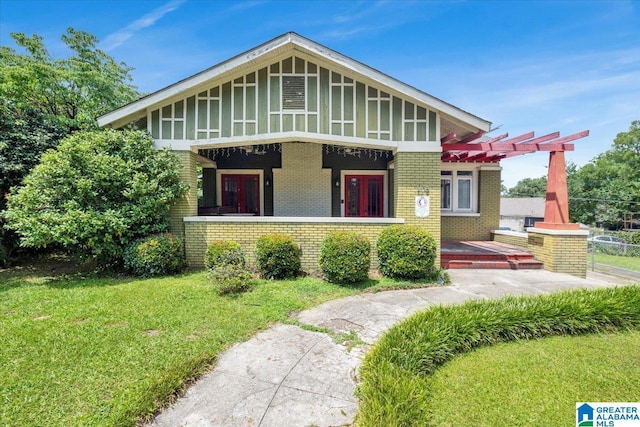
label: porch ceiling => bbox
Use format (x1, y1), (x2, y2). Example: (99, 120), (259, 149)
(440, 129), (589, 163)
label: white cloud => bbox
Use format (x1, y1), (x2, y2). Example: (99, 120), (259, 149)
(101, 0), (187, 51)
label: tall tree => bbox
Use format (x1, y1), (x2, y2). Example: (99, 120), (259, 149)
(569, 120), (640, 226)
(0, 28), (140, 264)
(0, 28), (139, 131)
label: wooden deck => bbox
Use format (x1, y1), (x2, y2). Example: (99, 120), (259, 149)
(441, 241), (543, 270)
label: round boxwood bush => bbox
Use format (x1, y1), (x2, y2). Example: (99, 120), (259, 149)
(376, 225), (437, 280)
(204, 240), (245, 269)
(255, 233), (301, 279)
(208, 264), (254, 295)
(319, 231), (370, 284)
(124, 233), (186, 277)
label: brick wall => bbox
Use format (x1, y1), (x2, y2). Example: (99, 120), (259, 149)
(392, 151), (441, 261)
(273, 143), (331, 216)
(169, 151), (199, 239)
(442, 169), (501, 241)
(184, 218), (404, 273)
(527, 228), (588, 278)
(492, 231), (529, 248)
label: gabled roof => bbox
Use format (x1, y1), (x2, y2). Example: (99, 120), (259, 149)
(97, 32), (491, 133)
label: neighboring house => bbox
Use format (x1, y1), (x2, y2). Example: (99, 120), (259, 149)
(500, 197), (545, 232)
(98, 32), (586, 271)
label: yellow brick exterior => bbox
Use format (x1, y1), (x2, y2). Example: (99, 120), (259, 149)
(392, 151), (441, 261)
(169, 151), (198, 239)
(273, 143), (331, 216)
(442, 169), (501, 241)
(527, 229), (588, 278)
(492, 232), (528, 248)
(184, 219), (403, 273)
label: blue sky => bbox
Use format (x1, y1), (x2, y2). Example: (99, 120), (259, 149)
(1, 0), (639, 187)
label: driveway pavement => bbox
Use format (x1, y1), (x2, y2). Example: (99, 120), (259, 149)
(149, 269), (634, 427)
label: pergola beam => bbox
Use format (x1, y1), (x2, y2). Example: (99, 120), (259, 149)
(440, 129), (589, 163)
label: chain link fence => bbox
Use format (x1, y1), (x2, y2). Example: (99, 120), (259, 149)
(588, 230), (640, 264)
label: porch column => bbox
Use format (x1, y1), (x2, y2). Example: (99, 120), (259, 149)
(529, 150), (588, 278)
(535, 150), (578, 230)
(201, 166), (217, 208)
(168, 150), (198, 238)
(392, 142), (442, 262)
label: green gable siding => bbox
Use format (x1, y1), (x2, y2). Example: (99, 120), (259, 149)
(149, 55), (438, 142)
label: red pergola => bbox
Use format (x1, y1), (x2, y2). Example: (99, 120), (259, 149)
(441, 129), (590, 230)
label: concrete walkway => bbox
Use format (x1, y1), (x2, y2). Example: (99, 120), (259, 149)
(150, 270), (634, 427)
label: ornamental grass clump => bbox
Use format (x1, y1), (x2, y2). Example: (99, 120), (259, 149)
(203, 240), (253, 295)
(123, 233), (186, 277)
(319, 231), (370, 284)
(255, 233), (301, 279)
(376, 225), (437, 280)
(356, 285), (640, 426)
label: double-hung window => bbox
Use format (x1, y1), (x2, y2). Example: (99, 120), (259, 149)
(441, 170), (475, 212)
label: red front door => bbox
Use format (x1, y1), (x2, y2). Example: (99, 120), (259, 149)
(345, 175), (384, 217)
(221, 174), (260, 215)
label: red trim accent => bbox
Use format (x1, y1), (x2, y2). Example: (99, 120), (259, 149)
(344, 175), (384, 217)
(441, 130), (589, 163)
(221, 174), (260, 215)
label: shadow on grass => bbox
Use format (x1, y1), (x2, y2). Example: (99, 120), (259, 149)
(322, 273), (444, 293)
(0, 252), (161, 292)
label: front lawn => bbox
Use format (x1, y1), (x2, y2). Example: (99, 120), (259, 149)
(0, 259), (428, 426)
(427, 331), (640, 426)
(590, 253), (640, 272)
(356, 286), (640, 426)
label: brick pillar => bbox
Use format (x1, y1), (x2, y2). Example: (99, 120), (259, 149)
(169, 150), (198, 239)
(392, 148), (441, 262)
(527, 228), (589, 278)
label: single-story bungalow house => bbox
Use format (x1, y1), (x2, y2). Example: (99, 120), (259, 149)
(98, 32), (589, 277)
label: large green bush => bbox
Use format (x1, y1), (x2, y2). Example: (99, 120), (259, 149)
(319, 231), (370, 284)
(123, 233), (186, 277)
(255, 233), (301, 279)
(4, 129), (188, 265)
(376, 225), (437, 280)
(204, 240), (245, 269)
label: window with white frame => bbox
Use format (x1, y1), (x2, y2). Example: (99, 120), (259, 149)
(441, 170), (476, 212)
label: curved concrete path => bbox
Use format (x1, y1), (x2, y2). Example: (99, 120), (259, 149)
(150, 270), (633, 427)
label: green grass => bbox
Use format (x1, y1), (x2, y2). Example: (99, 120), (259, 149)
(0, 258), (436, 427)
(591, 253), (640, 271)
(356, 286), (640, 427)
(427, 331), (640, 426)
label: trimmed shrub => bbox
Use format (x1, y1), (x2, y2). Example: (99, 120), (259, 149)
(208, 264), (254, 295)
(377, 225), (437, 280)
(319, 231), (370, 284)
(123, 233), (185, 277)
(204, 240), (245, 269)
(255, 233), (301, 279)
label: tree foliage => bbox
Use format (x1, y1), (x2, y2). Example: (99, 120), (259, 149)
(504, 176), (547, 198)
(0, 28), (139, 132)
(569, 120), (640, 226)
(1, 28), (140, 264)
(4, 130), (188, 263)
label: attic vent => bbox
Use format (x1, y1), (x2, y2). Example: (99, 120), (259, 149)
(282, 76), (305, 110)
